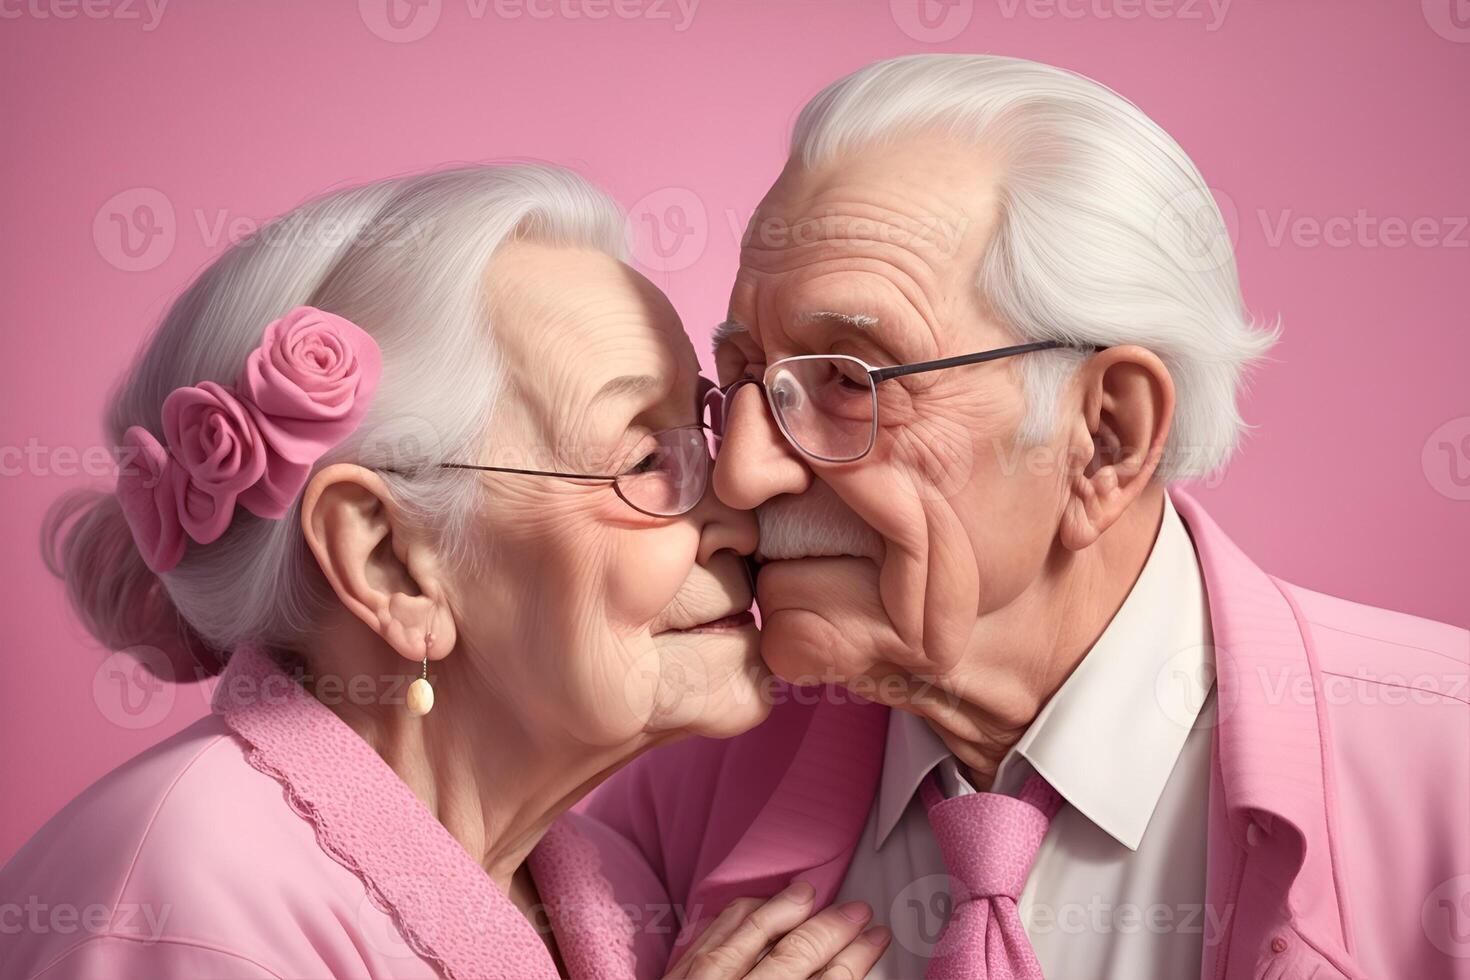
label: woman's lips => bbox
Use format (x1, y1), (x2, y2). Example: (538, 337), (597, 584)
(675, 609), (757, 633)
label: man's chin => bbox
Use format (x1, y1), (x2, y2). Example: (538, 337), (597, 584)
(752, 606), (863, 691)
(753, 555), (889, 685)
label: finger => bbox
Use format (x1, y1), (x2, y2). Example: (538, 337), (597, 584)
(817, 925), (892, 980)
(686, 891), (789, 964)
(666, 898), (759, 979)
(746, 901), (873, 980)
(681, 882), (819, 980)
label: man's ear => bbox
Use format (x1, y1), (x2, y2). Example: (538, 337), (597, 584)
(1059, 345), (1175, 550)
(299, 464), (456, 664)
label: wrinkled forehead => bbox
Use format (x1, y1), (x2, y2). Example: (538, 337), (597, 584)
(485, 243), (699, 442)
(723, 136), (1004, 364)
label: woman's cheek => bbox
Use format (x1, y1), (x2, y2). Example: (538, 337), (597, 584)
(602, 525), (699, 629)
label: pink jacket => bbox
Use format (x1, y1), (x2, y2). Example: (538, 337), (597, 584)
(0, 647), (675, 979)
(588, 492), (1470, 979)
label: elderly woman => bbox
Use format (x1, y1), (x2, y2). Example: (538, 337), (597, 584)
(1, 167), (891, 979)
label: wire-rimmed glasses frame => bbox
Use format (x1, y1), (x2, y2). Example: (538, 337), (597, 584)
(437, 422), (714, 518)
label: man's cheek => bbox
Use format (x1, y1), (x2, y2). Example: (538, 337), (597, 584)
(886, 414), (981, 503)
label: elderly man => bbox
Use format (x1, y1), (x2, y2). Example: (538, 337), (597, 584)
(590, 55), (1468, 980)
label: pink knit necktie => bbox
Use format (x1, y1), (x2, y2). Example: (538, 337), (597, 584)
(921, 772), (1063, 980)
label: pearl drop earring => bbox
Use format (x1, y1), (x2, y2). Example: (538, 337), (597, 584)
(407, 609), (436, 718)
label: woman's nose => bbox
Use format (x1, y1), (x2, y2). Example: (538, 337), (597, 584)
(711, 382), (812, 511)
(694, 473), (759, 565)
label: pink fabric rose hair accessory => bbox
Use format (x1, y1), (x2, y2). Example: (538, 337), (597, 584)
(115, 307), (383, 573)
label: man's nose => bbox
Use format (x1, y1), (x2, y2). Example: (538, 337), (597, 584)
(712, 382), (813, 510)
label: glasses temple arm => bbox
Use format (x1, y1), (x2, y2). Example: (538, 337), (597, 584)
(438, 463), (620, 482)
(868, 340), (1080, 383)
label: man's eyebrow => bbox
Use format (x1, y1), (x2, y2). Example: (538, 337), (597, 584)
(712, 319), (747, 350)
(793, 310), (880, 331)
(591, 373), (663, 404)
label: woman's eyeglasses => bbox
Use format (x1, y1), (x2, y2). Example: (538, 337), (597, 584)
(438, 423), (714, 518)
(704, 341), (1083, 463)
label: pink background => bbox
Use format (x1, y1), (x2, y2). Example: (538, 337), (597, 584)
(2, 0), (1466, 864)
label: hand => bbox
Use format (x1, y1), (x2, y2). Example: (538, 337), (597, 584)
(663, 881), (891, 979)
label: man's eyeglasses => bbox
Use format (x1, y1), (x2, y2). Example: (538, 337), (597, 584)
(438, 423), (714, 518)
(704, 341), (1081, 463)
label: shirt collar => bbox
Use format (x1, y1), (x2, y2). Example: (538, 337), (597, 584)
(874, 491), (1214, 851)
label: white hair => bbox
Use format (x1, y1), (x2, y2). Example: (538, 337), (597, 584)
(43, 165), (627, 675)
(789, 54), (1277, 480)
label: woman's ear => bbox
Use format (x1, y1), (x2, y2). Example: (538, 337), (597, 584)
(300, 464), (457, 664)
(1059, 345), (1175, 550)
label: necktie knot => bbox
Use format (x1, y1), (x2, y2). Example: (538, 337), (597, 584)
(929, 775), (1058, 899)
(919, 772), (1062, 980)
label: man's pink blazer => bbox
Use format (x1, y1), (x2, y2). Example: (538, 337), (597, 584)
(588, 492), (1470, 979)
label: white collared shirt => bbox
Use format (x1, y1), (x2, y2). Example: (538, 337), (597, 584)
(835, 492), (1220, 980)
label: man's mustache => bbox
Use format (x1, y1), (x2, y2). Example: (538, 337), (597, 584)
(755, 484), (884, 561)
